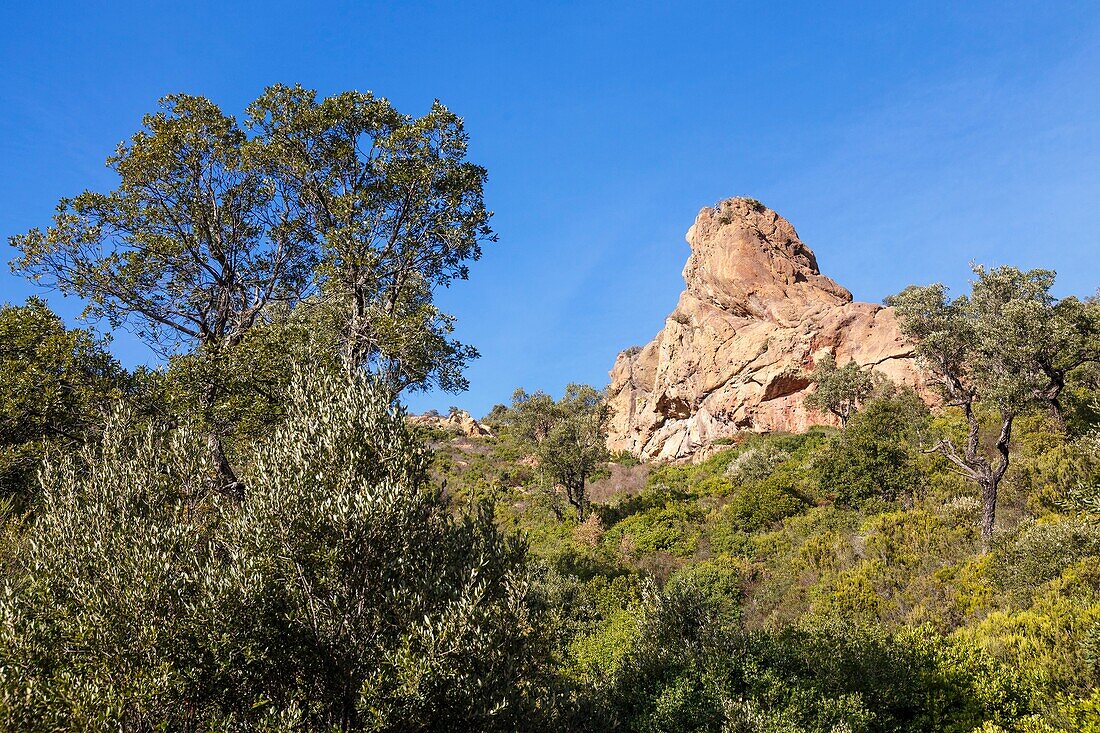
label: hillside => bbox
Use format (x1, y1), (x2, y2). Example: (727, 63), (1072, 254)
(425, 385), (1100, 730)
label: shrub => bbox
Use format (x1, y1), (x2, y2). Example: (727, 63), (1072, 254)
(601, 580), (1038, 733)
(606, 501), (705, 559)
(718, 474), (807, 532)
(991, 514), (1100, 603)
(0, 369), (547, 731)
(816, 390), (931, 506)
(724, 443), (790, 486)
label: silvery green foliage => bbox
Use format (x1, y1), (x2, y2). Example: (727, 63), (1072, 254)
(0, 369), (542, 732)
(725, 445), (790, 486)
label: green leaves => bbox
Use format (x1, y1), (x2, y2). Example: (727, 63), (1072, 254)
(890, 265), (1099, 417)
(10, 83), (493, 395)
(0, 366), (545, 731)
(245, 84), (494, 391)
(0, 298), (130, 510)
(11, 92), (316, 356)
(804, 353), (875, 428)
(507, 384), (611, 520)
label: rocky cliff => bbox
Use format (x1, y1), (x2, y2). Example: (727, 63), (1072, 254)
(607, 198), (921, 461)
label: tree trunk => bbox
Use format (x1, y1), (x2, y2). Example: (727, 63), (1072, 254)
(979, 474), (997, 552)
(208, 433), (244, 501)
(565, 480), (587, 522)
(1048, 397), (1067, 433)
(198, 358), (245, 501)
(979, 412), (1014, 552)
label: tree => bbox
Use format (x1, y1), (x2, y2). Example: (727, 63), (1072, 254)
(0, 298), (129, 510)
(10, 93), (318, 497)
(0, 367), (547, 731)
(816, 389), (931, 506)
(11, 85), (495, 494)
(508, 384), (610, 521)
(1012, 290), (1100, 430)
(245, 84), (494, 392)
(888, 265), (1100, 549)
(804, 353), (875, 428)
(152, 298), (342, 465)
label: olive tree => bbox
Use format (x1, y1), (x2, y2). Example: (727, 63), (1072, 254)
(0, 367), (546, 731)
(804, 353), (875, 429)
(888, 265), (1100, 549)
(507, 384), (610, 521)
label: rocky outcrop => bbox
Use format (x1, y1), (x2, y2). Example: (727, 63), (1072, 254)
(607, 198), (921, 461)
(408, 410), (493, 438)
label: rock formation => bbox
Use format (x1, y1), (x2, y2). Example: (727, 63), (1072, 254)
(607, 198), (921, 461)
(408, 409), (493, 438)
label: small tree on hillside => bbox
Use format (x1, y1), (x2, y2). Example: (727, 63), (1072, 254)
(888, 265), (1100, 549)
(804, 353), (875, 429)
(508, 384), (610, 521)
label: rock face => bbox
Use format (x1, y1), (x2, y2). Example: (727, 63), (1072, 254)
(607, 198), (921, 462)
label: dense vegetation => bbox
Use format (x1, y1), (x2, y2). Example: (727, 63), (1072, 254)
(432, 385), (1100, 731)
(1, 87), (1099, 731)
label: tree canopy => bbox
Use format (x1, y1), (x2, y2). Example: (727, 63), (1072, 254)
(10, 86), (493, 496)
(804, 353), (876, 428)
(0, 368), (543, 730)
(0, 298), (129, 510)
(506, 384), (610, 521)
(888, 265), (1100, 547)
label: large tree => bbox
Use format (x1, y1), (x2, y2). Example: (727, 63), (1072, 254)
(507, 384), (610, 521)
(11, 86), (493, 495)
(11, 94), (316, 497)
(245, 84), (494, 392)
(888, 265), (1100, 548)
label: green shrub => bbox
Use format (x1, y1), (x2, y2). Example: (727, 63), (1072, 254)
(724, 442), (790, 485)
(601, 580), (1038, 733)
(0, 369), (547, 731)
(606, 501), (705, 558)
(718, 475), (807, 532)
(816, 391), (931, 506)
(991, 514), (1100, 603)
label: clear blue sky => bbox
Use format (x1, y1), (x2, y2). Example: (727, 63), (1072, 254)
(2, 1), (1099, 416)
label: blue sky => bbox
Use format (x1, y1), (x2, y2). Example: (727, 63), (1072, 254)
(2, 1), (1099, 416)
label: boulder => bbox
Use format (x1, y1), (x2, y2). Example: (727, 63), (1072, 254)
(408, 410), (493, 438)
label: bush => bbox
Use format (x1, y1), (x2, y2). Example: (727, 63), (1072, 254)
(0, 369), (547, 731)
(606, 501), (705, 559)
(600, 580), (1038, 733)
(717, 475), (807, 532)
(991, 515), (1100, 602)
(816, 391), (931, 506)
(724, 442), (790, 486)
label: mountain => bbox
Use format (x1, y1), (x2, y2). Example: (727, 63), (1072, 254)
(607, 197), (921, 461)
